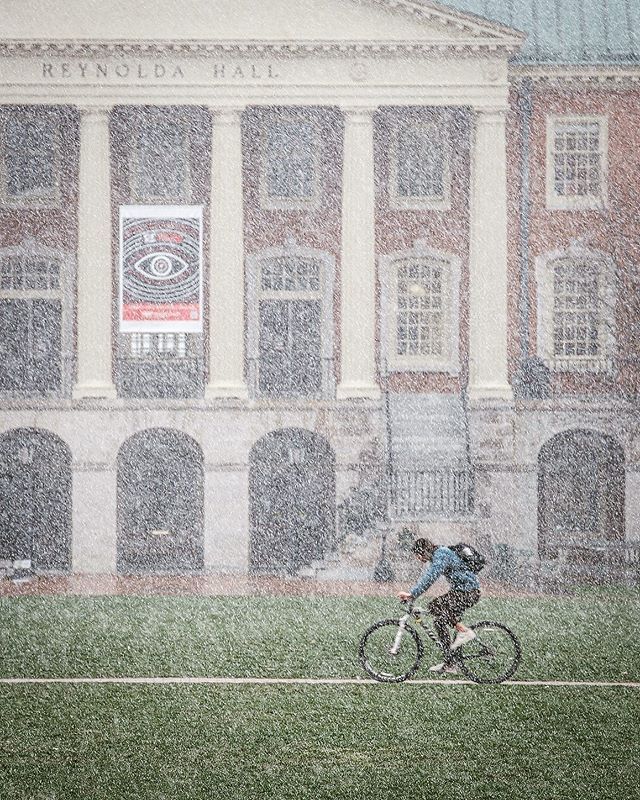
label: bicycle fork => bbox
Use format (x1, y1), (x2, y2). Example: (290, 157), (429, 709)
(389, 614), (410, 655)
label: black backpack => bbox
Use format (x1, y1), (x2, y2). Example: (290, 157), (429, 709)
(449, 543), (486, 573)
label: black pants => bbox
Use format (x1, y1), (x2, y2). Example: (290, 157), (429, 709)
(428, 589), (481, 664)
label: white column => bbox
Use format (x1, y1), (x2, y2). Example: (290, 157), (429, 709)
(337, 107), (380, 400)
(468, 107), (513, 401)
(72, 466), (117, 572)
(73, 106), (116, 399)
(205, 107), (248, 399)
(204, 468), (249, 572)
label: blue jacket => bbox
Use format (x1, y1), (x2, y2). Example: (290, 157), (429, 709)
(410, 546), (480, 597)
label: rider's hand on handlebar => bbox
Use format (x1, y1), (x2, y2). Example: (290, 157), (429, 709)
(398, 591), (413, 602)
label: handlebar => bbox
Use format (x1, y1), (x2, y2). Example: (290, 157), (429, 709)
(400, 599), (425, 617)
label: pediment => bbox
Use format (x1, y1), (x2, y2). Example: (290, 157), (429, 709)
(1, 0), (523, 54)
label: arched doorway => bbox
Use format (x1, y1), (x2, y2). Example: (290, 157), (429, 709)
(538, 429), (625, 559)
(249, 428), (336, 575)
(0, 427), (71, 572)
(117, 428), (204, 574)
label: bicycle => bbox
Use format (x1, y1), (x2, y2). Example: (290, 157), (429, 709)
(359, 600), (522, 684)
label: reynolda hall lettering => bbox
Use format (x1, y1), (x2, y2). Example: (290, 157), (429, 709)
(41, 61), (280, 80)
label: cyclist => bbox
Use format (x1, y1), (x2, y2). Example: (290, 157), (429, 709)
(398, 537), (481, 674)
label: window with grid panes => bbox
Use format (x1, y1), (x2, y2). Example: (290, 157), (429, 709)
(396, 258), (444, 358)
(3, 113), (59, 204)
(552, 260), (601, 359)
(548, 118), (606, 208)
(263, 119), (316, 206)
(130, 333), (188, 359)
(391, 119), (448, 207)
(132, 111), (190, 202)
(260, 256), (320, 292)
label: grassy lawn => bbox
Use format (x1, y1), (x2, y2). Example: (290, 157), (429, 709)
(1, 591), (638, 799)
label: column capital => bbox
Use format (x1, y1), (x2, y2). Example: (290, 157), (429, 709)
(209, 106), (245, 126)
(340, 106), (378, 124)
(76, 105), (112, 119)
(473, 106), (508, 124)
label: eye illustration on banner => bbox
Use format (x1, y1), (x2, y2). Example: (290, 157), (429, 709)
(119, 206), (203, 332)
(133, 252), (190, 282)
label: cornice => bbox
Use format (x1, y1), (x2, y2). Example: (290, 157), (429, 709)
(0, 39), (521, 58)
(368, 0), (524, 41)
(511, 64), (640, 87)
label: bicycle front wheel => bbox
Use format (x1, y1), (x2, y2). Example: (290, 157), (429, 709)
(359, 619), (424, 683)
(457, 621), (522, 684)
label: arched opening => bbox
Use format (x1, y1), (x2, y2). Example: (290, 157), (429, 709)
(117, 428), (204, 574)
(0, 427), (72, 572)
(249, 428), (336, 575)
(538, 429), (625, 561)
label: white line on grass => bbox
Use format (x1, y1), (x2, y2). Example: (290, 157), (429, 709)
(0, 677), (639, 688)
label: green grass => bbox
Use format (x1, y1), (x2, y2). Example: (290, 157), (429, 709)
(1, 591), (638, 799)
(1, 591), (638, 681)
(1, 683), (638, 800)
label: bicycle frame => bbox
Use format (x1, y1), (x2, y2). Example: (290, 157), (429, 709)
(392, 601), (447, 656)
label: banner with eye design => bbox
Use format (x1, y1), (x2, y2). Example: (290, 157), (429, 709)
(119, 205), (203, 332)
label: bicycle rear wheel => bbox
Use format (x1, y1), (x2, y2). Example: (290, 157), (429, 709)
(359, 619), (423, 683)
(457, 621), (521, 684)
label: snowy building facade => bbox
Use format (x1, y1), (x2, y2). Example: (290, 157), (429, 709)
(0, 0), (639, 581)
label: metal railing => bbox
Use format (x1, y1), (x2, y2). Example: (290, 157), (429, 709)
(247, 357), (335, 400)
(117, 357), (205, 399)
(390, 467), (474, 519)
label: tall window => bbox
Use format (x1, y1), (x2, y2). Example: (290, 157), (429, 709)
(547, 117), (607, 210)
(0, 246), (71, 395)
(1, 111), (60, 205)
(261, 116), (318, 208)
(247, 245), (335, 398)
(536, 247), (616, 373)
(380, 244), (460, 373)
(552, 261), (600, 360)
(131, 109), (190, 202)
(390, 115), (449, 209)
(117, 331), (203, 399)
(396, 259), (444, 358)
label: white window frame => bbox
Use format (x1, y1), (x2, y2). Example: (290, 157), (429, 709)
(0, 238), (74, 397)
(129, 108), (192, 204)
(246, 240), (335, 395)
(546, 115), (608, 211)
(389, 113), (451, 211)
(379, 240), (461, 374)
(0, 109), (61, 208)
(259, 112), (321, 211)
(536, 242), (616, 374)
(129, 332), (188, 359)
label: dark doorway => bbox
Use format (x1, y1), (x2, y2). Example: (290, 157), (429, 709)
(0, 299), (62, 393)
(249, 428), (335, 575)
(117, 428), (204, 574)
(538, 429), (625, 559)
(258, 299), (322, 397)
(0, 427), (71, 572)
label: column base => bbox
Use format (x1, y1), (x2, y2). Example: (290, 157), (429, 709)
(73, 382), (117, 400)
(467, 383), (514, 403)
(204, 382), (249, 400)
(336, 382), (382, 400)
